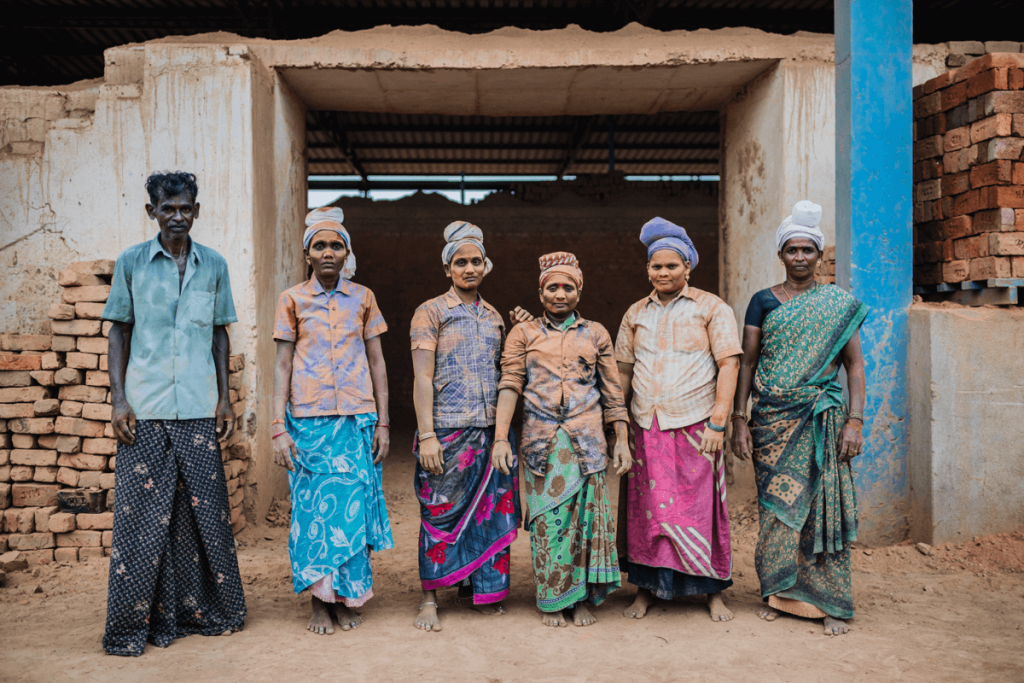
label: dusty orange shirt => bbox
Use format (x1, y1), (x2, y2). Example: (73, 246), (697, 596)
(273, 277), (387, 418)
(499, 313), (628, 476)
(615, 286), (741, 430)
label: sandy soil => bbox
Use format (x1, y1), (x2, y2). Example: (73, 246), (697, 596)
(2, 432), (1023, 683)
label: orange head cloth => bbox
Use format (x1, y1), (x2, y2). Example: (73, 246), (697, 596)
(538, 251), (583, 290)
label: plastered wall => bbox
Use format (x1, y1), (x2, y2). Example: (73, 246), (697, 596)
(909, 304), (1024, 545)
(0, 43), (307, 520)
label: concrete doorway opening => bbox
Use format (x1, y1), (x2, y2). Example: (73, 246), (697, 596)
(302, 110), (723, 416)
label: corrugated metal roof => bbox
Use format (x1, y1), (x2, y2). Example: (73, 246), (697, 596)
(307, 111), (720, 177)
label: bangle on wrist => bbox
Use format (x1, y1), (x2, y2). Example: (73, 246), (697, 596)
(847, 412), (864, 423)
(494, 438), (510, 444)
(731, 411), (748, 421)
(271, 418), (285, 426)
(377, 423), (390, 429)
(272, 431), (287, 440)
(419, 431), (437, 442)
(705, 421), (726, 433)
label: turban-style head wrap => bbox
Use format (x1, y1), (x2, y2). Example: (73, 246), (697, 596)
(775, 200), (825, 252)
(639, 217), (699, 269)
(441, 221), (493, 275)
(303, 207), (356, 280)
(538, 251), (583, 290)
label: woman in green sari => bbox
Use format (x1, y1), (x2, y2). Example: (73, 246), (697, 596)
(492, 251), (632, 628)
(731, 201), (868, 637)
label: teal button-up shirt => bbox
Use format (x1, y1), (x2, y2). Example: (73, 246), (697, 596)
(102, 235), (237, 420)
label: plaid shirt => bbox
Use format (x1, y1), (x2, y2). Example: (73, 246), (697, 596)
(273, 277), (387, 418)
(499, 313), (628, 476)
(410, 288), (505, 429)
(615, 286), (742, 430)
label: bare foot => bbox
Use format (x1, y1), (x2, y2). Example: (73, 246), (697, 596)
(463, 600), (506, 616)
(573, 604), (597, 627)
(333, 603), (362, 631)
(623, 589), (655, 619)
(542, 610), (570, 627)
(708, 592), (734, 622)
(414, 591), (442, 632)
(757, 606), (779, 622)
(307, 596), (334, 635)
(823, 616), (850, 636)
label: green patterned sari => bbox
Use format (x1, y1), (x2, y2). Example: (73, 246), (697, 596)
(750, 284), (868, 619)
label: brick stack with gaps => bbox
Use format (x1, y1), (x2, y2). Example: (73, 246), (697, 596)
(913, 52), (1024, 306)
(0, 259), (250, 569)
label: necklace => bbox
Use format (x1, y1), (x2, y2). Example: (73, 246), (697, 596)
(781, 280), (816, 302)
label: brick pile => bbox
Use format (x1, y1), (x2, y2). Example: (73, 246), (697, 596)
(945, 41), (1022, 70)
(913, 53), (1024, 287)
(0, 260), (250, 567)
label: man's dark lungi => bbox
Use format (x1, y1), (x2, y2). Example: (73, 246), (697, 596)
(102, 419), (247, 656)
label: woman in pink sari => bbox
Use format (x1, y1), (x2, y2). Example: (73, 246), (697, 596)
(615, 218), (742, 622)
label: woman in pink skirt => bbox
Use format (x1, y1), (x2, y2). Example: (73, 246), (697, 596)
(615, 217), (742, 622)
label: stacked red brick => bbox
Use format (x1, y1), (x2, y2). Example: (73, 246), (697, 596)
(0, 260), (250, 566)
(913, 53), (1024, 286)
(817, 246), (836, 285)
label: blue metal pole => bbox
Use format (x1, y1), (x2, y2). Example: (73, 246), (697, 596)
(835, 0), (913, 544)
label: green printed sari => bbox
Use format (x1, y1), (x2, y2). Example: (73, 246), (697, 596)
(524, 429), (620, 613)
(750, 284), (868, 620)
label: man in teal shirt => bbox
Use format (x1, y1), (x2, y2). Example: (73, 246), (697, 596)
(101, 171), (246, 656)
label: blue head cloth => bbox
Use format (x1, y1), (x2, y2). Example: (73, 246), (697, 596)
(639, 217), (698, 269)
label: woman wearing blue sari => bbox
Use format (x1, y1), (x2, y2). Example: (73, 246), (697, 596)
(731, 201), (868, 637)
(271, 207), (394, 636)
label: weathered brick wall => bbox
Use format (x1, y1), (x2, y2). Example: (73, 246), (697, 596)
(0, 260), (250, 567)
(913, 53), (1024, 286)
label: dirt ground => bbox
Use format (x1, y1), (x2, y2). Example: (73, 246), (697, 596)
(2, 431), (1023, 683)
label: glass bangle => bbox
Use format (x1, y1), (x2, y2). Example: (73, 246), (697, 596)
(705, 421), (726, 433)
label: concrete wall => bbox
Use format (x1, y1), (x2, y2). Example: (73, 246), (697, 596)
(0, 43), (307, 520)
(336, 182), (719, 414)
(909, 304), (1024, 545)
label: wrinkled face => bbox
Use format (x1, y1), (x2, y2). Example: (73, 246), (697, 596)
(779, 238), (820, 280)
(306, 229), (350, 280)
(539, 273), (580, 317)
(647, 249), (690, 294)
(146, 191), (199, 239)
(444, 244), (486, 290)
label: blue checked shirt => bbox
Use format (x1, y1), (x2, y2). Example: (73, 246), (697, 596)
(410, 288), (505, 429)
(102, 235), (237, 420)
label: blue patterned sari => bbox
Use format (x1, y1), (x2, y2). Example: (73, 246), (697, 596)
(285, 409), (393, 605)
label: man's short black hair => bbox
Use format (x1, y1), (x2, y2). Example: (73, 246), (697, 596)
(146, 171), (199, 205)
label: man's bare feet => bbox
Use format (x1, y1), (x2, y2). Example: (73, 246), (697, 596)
(757, 606), (779, 621)
(414, 590), (442, 632)
(307, 596), (334, 635)
(333, 603), (362, 631)
(623, 588), (656, 619)
(573, 604), (597, 627)
(823, 616), (850, 636)
(708, 592), (734, 621)
(542, 610), (570, 627)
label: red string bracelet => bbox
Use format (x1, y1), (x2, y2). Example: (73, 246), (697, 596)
(272, 432), (287, 440)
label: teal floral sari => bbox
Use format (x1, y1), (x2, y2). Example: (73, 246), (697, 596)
(750, 284), (867, 619)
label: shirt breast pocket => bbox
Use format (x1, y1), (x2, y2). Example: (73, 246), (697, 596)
(576, 345), (598, 384)
(186, 291), (216, 328)
(672, 318), (710, 354)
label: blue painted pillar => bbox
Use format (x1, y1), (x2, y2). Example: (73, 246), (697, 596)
(835, 0), (913, 544)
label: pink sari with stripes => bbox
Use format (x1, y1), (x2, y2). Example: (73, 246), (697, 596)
(625, 415), (732, 581)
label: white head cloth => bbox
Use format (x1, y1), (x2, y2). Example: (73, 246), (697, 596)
(775, 200), (825, 252)
(303, 207), (356, 280)
(441, 221), (493, 275)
